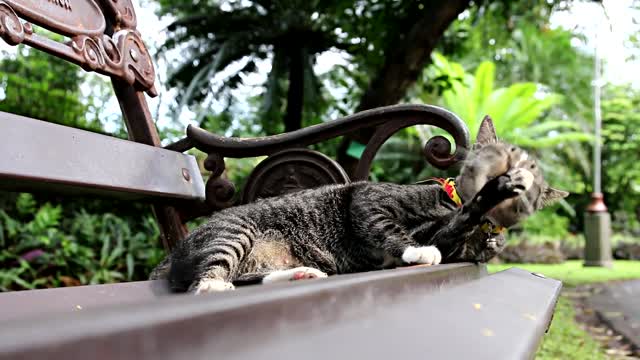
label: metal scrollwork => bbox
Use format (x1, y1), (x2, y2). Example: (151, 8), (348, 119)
(169, 104), (470, 218)
(114, 29), (156, 94)
(423, 135), (461, 170)
(99, 0), (137, 30)
(203, 153), (236, 210)
(0, 1), (24, 45)
(71, 35), (105, 70)
(242, 149), (350, 204)
(0, 0), (156, 96)
(67, 30), (156, 95)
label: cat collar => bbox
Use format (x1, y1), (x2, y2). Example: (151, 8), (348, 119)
(427, 177), (463, 207)
(480, 221), (506, 235)
(418, 177), (505, 235)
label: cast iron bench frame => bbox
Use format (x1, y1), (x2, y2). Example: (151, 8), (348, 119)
(0, 1), (561, 359)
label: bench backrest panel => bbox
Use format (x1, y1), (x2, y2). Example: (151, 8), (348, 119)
(0, 111), (205, 201)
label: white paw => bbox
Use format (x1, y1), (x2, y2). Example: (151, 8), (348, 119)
(194, 279), (235, 294)
(508, 168), (534, 194)
(402, 246), (442, 265)
(262, 267), (328, 284)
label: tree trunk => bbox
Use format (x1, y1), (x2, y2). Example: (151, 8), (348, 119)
(284, 46), (305, 133)
(336, 0), (471, 176)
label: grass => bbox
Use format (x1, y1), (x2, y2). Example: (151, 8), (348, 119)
(536, 296), (609, 359)
(488, 260), (640, 360)
(488, 260), (640, 287)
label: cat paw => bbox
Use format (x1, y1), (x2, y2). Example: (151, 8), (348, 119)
(193, 279), (235, 294)
(505, 168), (534, 194)
(402, 246), (442, 265)
(486, 237), (500, 252)
(262, 267), (328, 284)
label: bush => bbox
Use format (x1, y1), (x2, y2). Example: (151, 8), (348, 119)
(521, 208), (570, 238)
(0, 193), (163, 291)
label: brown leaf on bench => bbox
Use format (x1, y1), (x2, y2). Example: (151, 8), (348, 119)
(59, 276), (81, 287)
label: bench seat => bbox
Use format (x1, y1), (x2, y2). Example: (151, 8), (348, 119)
(0, 264), (561, 360)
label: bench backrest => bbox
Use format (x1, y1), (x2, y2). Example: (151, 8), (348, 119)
(0, 0), (205, 249)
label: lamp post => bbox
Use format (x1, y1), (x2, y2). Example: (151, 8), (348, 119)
(584, 29), (612, 268)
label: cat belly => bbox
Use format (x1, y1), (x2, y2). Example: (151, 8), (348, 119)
(239, 239), (304, 274)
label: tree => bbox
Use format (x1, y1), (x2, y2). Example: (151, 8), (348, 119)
(0, 46), (98, 131)
(334, 0), (574, 173)
(601, 85), (640, 233)
(155, 0), (594, 177)
(156, 0), (350, 134)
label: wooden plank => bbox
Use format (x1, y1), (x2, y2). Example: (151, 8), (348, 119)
(0, 280), (171, 323)
(0, 265), (561, 360)
(0, 111), (205, 202)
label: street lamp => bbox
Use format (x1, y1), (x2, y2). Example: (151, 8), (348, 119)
(584, 28), (612, 268)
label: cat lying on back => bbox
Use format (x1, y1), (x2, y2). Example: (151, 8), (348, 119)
(151, 116), (568, 293)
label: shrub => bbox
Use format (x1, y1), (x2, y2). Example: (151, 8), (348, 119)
(0, 193), (163, 291)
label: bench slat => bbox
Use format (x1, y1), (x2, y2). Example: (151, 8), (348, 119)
(0, 112), (205, 201)
(0, 265), (561, 360)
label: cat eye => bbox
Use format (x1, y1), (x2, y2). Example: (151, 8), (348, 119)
(530, 164), (536, 169)
(510, 147), (516, 152)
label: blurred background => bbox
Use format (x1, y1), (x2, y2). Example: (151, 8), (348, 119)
(1, 1), (640, 355)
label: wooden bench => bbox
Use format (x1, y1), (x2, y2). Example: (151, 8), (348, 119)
(0, 1), (562, 359)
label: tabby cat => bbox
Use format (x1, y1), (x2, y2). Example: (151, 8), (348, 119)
(151, 117), (568, 294)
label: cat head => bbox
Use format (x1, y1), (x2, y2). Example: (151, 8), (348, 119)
(458, 116), (569, 227)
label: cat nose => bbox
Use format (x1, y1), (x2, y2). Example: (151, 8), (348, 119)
(515, 151), (529, 167)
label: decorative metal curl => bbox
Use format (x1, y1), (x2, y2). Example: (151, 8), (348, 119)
(67, 29), (156, 96)
(0, 1), (24, 45)
(203, 153), (236, 210)
(0, 0), (156, 97)
(71, 35), (105, 71)
(114, 29), (156, 95)
(101, 34), (122, 66)
(423, 135), (467, 170)
(100, 0), (137, 30)
(205, 176), (236, 210)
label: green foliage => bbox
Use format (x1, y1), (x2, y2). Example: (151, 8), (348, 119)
(520, 208), (571, 239)
(0, 38), (101, 132)
(601, 85), (640, 234)
(0, 194), (163, 291)
(536, 296), (609, 360)
(421, 53), (592, 148)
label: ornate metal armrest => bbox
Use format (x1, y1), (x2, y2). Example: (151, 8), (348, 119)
(166, 104), (470, 218)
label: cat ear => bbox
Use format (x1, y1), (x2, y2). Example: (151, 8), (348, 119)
(539, 186), (570, 208)
(475, 115), (498, 146)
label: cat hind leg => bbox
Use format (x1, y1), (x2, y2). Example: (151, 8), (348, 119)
(190, 278), (235, 294)
(262, 267), (328, 284)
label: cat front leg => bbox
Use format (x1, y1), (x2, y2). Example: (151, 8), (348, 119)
(367, 214), (442, 265)
(401, 246), (442, 265)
